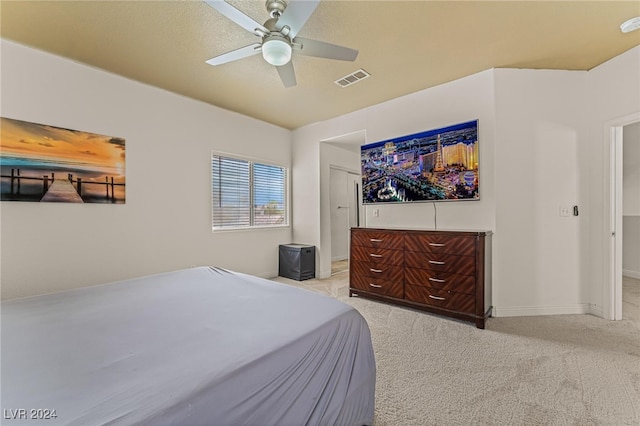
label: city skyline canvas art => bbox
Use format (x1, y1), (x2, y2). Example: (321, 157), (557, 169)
(0, 117), (126, 203)
(361, 120), (479, 203)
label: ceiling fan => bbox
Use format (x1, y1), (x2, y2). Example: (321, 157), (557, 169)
(204, 0), (359, 87)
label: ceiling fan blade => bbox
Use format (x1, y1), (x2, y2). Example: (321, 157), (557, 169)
(294, 37), (358, 61)
(276, 0), (320, 39)
(276, 61), (297, 88)
(203, 0), (268, 35)
(206, 43), (261, 66)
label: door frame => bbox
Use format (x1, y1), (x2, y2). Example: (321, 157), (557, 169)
(318, 130), (366, 278)
(605, 112), (640, 320)
(328, 165), (361, 262)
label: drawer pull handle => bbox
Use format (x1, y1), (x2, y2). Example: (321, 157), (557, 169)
(429, 295), (446, 301)
(428, 243), (445, 247)
(428, 260), (445, 265)
(369, 283), (383, 288)
(370, 238), (383, 242)
(369, 253), (383, 258)
(429, 277), (446, 283)
(370, 268), (383, 273)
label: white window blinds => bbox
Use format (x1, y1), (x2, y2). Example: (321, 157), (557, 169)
(212, 154), (288, 230)
(253, 163), (287, 226)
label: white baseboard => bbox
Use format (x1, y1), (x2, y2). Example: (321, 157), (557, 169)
(492, 303), (593, 317)
(623, 269), (640, 279)
(586, 304), (604, 318)
(319, 268), (332, 279)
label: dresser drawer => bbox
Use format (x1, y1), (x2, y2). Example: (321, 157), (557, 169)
(404, 234), (476, 255)
(351, 246), (404, 266)
(404, 285), (475, 313)
(350, 274), (403, 299)
(351, 261), (404, 281)
(351, 230), (404, 250)
(404, 268), (475, 295)
(405, 252), (475, 276)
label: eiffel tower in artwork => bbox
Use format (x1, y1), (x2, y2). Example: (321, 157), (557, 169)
(433, 134), (445, 172)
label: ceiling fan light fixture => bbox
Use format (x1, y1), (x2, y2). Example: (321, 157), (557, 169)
(262, 37), (292, 66)
(620, 17), (640, 33)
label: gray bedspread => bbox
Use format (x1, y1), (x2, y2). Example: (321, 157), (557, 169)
(1, 267), (376, 425)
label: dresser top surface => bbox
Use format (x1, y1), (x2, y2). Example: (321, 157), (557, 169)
(351, 227), (492, 236)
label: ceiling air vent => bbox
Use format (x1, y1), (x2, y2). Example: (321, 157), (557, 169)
(335, 69), (370, 88)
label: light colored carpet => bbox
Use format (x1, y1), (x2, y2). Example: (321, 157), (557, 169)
(274, 272), (640, 426)
(623, 276), (640, 322)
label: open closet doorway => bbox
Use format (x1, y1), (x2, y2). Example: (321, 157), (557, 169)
(320, 130), (366, 278)
(330, 167), (361, 275)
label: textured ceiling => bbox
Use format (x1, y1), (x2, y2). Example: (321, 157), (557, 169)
(1, 0), (639, 130)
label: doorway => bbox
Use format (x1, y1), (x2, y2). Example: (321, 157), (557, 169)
(608, 114), (640, 321)
(330, 167), (361, 274)
(319, 130), (366, 279)
(621, 122), (640, 321)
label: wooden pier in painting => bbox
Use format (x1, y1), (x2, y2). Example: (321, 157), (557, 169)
(0, 168), (125, 203)
(40, 180), (84, 203)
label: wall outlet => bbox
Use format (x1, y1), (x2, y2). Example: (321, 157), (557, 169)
(373, 208), (379, 218)
(559, 206), (571, 217)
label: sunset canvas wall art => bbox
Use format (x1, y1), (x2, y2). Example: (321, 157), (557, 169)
(0, 117), (125, 203)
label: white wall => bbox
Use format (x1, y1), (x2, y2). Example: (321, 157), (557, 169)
(293, 47), (640, 318)
(293, 70), (496, 279)
(3, 38), (638, 317)
(493, 69), (586, 316)
(360, 72), (496, 233)
(623, 122), (640, 278)
(585, 46), (640, 317)
(0, 40), (292, 299)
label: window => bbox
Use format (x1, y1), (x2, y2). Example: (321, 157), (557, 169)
(212, 153), (288, 230)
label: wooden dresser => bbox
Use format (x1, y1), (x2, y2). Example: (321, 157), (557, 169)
(349, 228), (492, 329)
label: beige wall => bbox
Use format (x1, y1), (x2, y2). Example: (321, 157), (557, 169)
(292, 46), (640, 318)
(493, 69), (586, 316)
(2, 39), (638, 315)
(293, 70), (496, 280)
(0, 40), (292, 300)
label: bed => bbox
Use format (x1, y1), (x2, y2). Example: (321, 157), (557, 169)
(1, 266), (376, 425)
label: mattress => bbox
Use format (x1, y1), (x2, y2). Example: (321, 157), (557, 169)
(1, 267), (376, 425)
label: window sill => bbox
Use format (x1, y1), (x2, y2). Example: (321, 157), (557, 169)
(212, 224), (290, 233)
